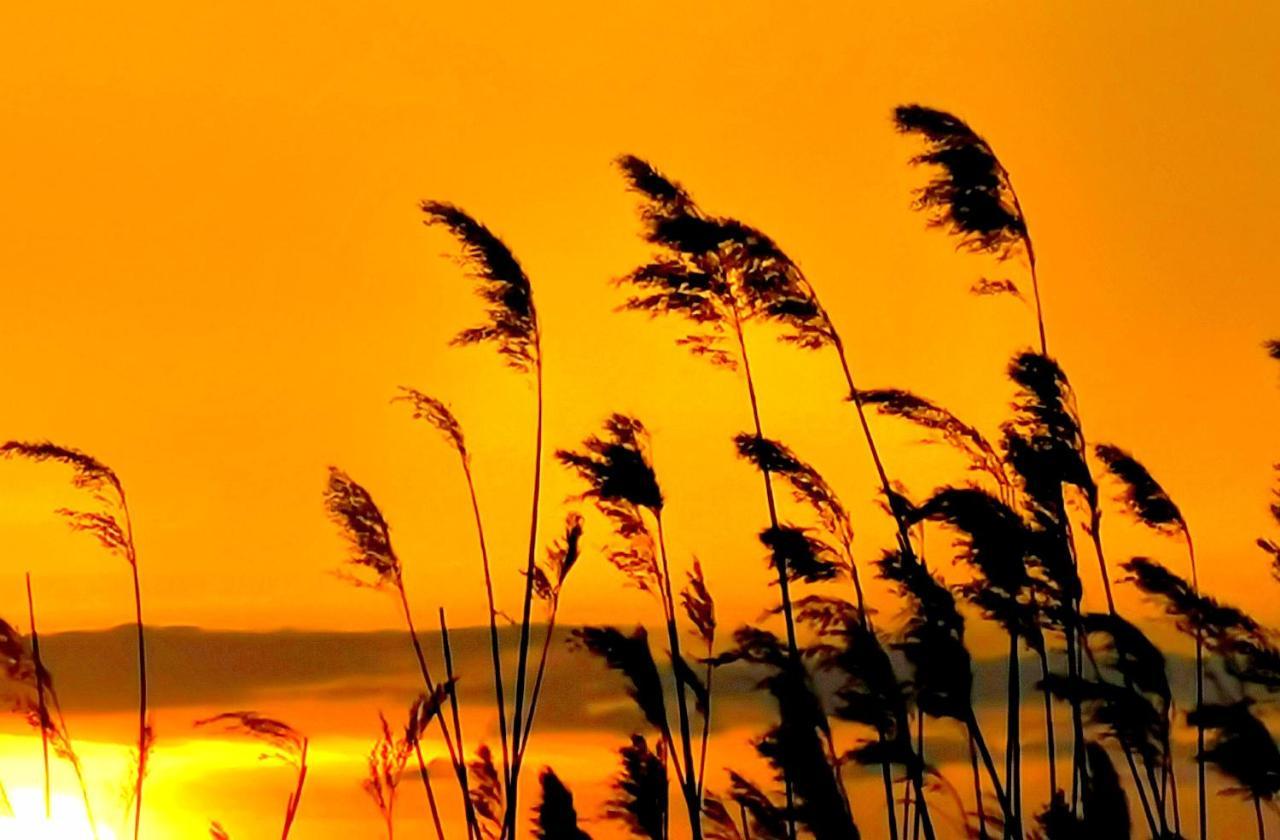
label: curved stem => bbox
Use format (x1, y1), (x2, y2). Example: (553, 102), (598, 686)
(656, 515), (704, 840)
(397, 584), (477, 838)
(506, 354), (544, 839)
(25, 574), (51, 820)
(461, 457), (511, 794)
(413, 739), (446, 840)
(1186, 528), (1206, 840)
(281, 740), (308, 840)
(130, 560), (147, 840)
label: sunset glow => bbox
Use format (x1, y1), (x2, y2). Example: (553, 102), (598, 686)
(3, 2), (1280, 838)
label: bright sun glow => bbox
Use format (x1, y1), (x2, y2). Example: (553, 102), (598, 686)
(0, 788), (116, 840)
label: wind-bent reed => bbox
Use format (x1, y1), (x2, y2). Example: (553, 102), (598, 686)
(1096, 443), (1201, 839)
(1, 441), (147, 840)
(559, 414), (707, 840)
(323, 467), (478, 836)
(394, 388), (511, 806)
(894, 104), (1046, 355)
(419, 201), (544, 840)
(193, 712), (309, 839)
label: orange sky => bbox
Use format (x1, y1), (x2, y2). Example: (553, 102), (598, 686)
(2, 4), (1280, 835)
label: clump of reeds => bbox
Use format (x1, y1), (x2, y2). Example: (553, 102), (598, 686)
(560, 414), (711, 840)
(1, 441), (146, 840)
(194, 712), (308, 838)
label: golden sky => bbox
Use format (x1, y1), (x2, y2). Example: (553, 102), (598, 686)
(1, 2), (1280, 835)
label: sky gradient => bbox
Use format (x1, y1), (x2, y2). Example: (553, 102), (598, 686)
(2, 2), (1279, 837)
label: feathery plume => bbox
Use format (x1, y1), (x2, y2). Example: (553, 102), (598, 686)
(893, 105), (1028, 261)
(533, 767), (592, 840)
(324, 467), (401, 588)
(420, 202), (538, 371)
(606, 735), (668, 840)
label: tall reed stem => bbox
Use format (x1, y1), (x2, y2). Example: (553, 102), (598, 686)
(125, 498), (147, 840)
(506, 350), (544, 840)
(655, 516), (704, 840)
(729, 311), (796, 840)
(25, 573), (50, 820)
(1005, 633), (1022, 837)
(281, 739), (308, 840)
(1185, 530), (1206, 840)
(439, 611), (478, 840)
(460, 456), (511, 795)
(413, 738), (446, 840)
(396, 584), (477, 836)
(829, 333), (937, 839)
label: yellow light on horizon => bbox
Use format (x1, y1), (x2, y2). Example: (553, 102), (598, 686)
(0, 788), (115, 840)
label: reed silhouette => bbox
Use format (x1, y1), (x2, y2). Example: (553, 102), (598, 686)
(419, 200), (552, 840)
(1, 441), (146, 840)
(7, 99), (1280, 840)
(193, 712), (308, 839)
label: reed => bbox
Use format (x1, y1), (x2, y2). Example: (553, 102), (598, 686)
(420, 201), (545, 840)
(324, 466), (479, 834)
(1, 441), (147, 840)
(194, 712), (309, 839)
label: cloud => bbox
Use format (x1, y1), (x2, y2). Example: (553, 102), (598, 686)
(21, 624), (1198, 741)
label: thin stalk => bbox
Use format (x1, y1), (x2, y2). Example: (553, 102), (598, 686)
(695, 660), (713, 802)
(396, 584), (476, 835)
(1005, 633), (1022, 837)
(1256, 796), (1267, 840)
(48, 693), (97, 839)
(1000, 171), (1047, 357)
(439, 611), (478, 840)
(413, 739), (447, 840)
(281, 739), (308, 840)
(1185, 530), (1206, 840)
(506, 349), (544, 839)
(966, 712), (1016, 838)
(129, 559), (147, 840)
(731, 314), (797, 659)
(1034, 646), (1058, 796)
(25, 574), (50, 820)
(655, 516), (704, 840)
(969, 732), (991, 840)
(729, 310), (796, 840)
(460, 457), (512, 795)
(516, 605), (559, 759)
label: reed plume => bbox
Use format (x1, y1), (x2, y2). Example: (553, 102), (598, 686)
(521, 514), (585, 758)
(533, 768), (591, 840)
(728, 626), (860, 840)
(1186, 701), (1280, 839)
(470, 745), (505, 840)
(194, 712), (308, 839)
(893, 104), (1045, 352)
(1, 440), (147, 840)
(607, 735), (668, 840)
(364, 713), (411, 840)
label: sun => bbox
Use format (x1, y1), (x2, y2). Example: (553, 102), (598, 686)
(0, 788), (116, 840)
